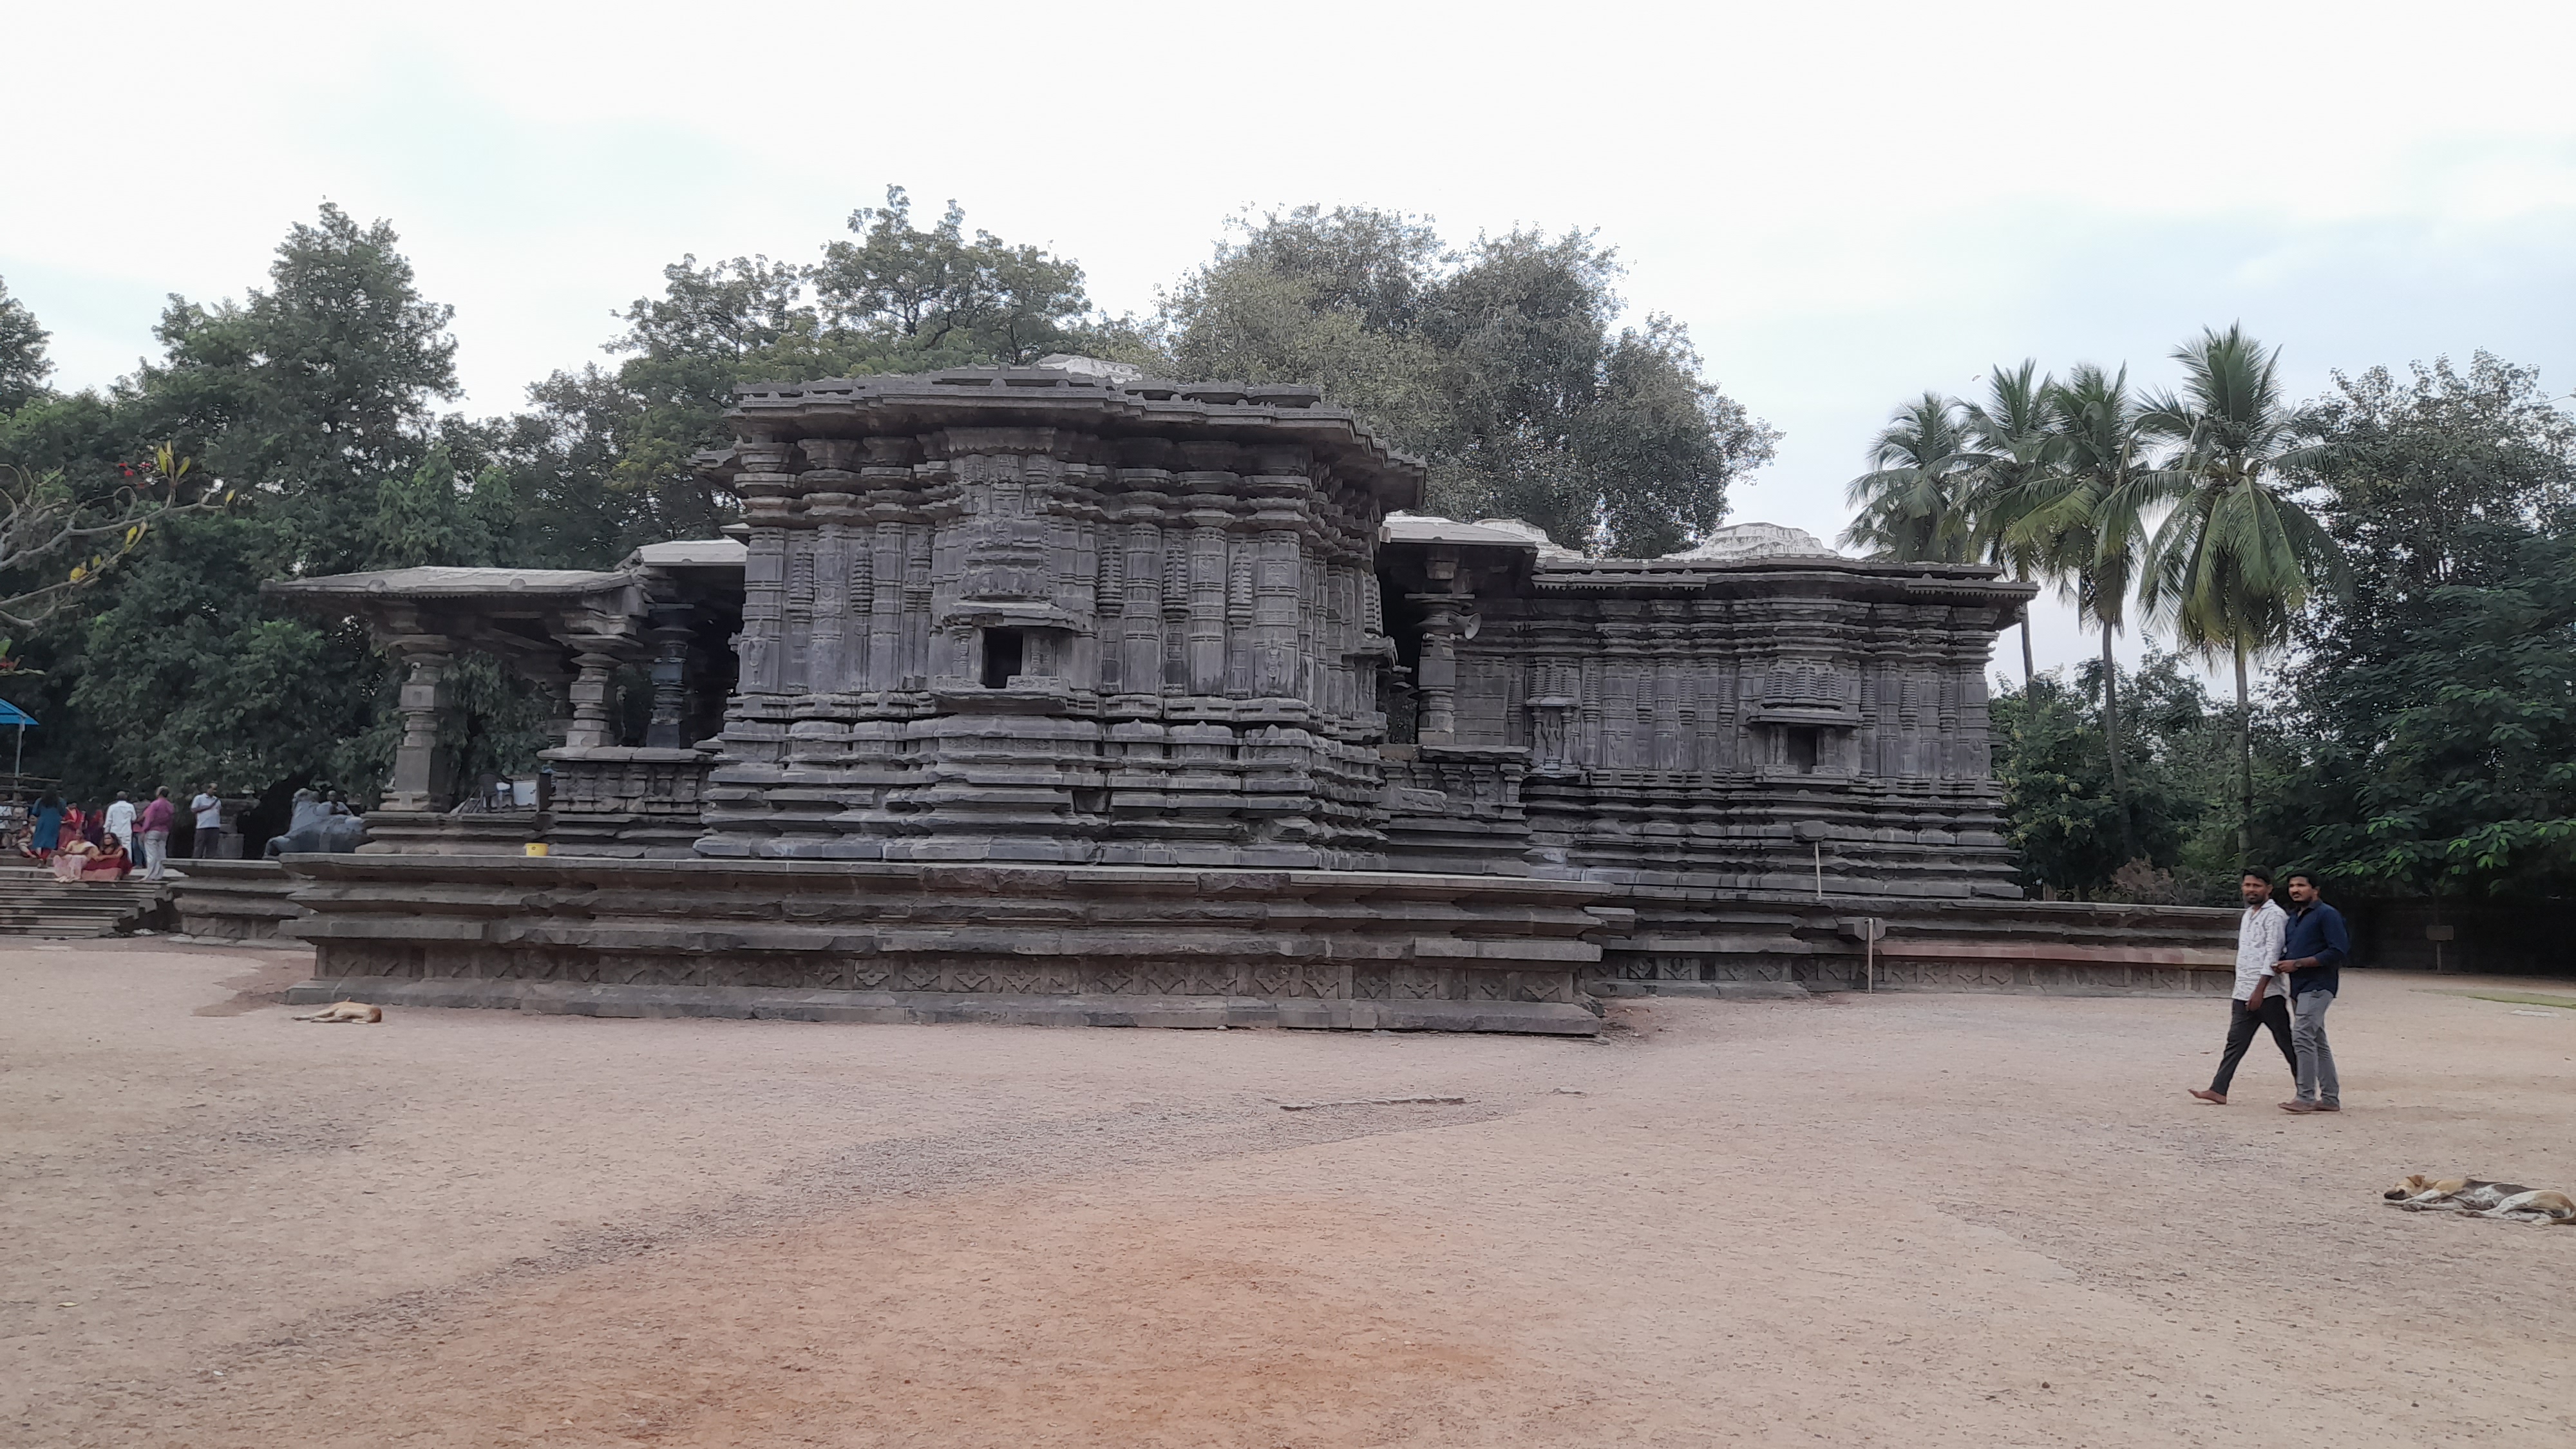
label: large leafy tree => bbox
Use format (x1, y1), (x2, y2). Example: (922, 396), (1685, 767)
(2277, 356), (2576, 896)
(11, 205), (463, 797)
(1990, 649), (2230, 901)
(1159, 205), (1776, 556)
(486, 187), (1142, 558)
(1841, 392), (1984, 562)
(2137, 325), (2341, 860)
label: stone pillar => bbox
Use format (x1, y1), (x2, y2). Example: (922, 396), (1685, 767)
(565, 651), (619, 750)
(735, 431), (795, 696)
(1251, 525), (1301, 700)
(1410, 546), (1467, 745)
(645, 613), (694, 749)
(384, 646), (457, 811)
(1414, 595), (1465, 744)
(1119, 511), (1164, 699)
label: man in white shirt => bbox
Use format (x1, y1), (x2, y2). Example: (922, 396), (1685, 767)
(102, 791), (138, 860)
(190, 787), (223, 857)
(2190, 867), (2295, 1104)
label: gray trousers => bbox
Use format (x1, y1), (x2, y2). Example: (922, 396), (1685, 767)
(2291, 989), (2338, 1105)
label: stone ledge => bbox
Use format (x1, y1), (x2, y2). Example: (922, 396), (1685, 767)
(281, 978), (1602, 1036)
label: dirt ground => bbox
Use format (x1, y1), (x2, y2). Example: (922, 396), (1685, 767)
(5, 940), (2572, 1448)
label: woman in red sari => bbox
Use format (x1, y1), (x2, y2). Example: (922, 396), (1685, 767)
(87, 839), (131, 879)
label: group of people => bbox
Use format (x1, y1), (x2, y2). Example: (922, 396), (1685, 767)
(2195, 867), (2351, 1113)
(23, 788), (225, 882)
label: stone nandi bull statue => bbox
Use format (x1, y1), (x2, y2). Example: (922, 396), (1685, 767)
(263, 788), (368, 857)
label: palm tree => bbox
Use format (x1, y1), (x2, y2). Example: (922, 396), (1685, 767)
(1960, 361), (2059, 692)
(2137, 325), (2342, 860)
(2011, 363), (2155, 858)
(1842, 393), (1985, 563)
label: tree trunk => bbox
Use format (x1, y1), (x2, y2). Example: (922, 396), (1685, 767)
(2020, 616), (2035, 694)
(2101, 620), (2134, 860)
(2233, 639), (2254, 864)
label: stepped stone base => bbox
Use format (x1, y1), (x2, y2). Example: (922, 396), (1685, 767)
(166, 860), (307, 940)
(281, 979), (1599, 1034)
(276, 855), (1621, 1036)
(0, 865), (167, 938)
(1589, 889), (2239, 995)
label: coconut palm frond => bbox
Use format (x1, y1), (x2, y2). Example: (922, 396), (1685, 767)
(1841, 392), (1986, 562)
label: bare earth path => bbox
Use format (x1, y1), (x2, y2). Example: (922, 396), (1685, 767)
(5, 939), (2571, 1447)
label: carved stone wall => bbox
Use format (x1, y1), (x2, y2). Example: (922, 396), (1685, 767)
(695, 371), (1419, 867)
(1377, 545), (2031, 898)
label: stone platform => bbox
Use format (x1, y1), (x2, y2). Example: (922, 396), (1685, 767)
(167, 860), (307, 940)
(1591, 887), (2238, 996)
(276, 855), (1622, 1036)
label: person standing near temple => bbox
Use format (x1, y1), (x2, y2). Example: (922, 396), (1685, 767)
(2277, 871), (2351, 1114)
(191, 786), (223, 858)
(138, 786), (176, 881)
(2190, 868), (2293, 1104)
(30, 793), (65, 860)
(104, 790), (137, 862)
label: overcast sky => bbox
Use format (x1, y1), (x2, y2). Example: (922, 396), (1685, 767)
(10, 1), (2573, 685)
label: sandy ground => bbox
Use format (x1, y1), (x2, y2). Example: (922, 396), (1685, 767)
(4, 940), (2573, 1448)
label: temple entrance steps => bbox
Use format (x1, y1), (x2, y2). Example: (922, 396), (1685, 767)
(0, 863), (169, 938)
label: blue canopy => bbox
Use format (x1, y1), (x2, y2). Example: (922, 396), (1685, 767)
(0, 700), (35, 727)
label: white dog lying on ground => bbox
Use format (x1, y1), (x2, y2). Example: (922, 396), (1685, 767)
(2383, 1174), (2576, 1224)
(290, 1001), (383, 1024)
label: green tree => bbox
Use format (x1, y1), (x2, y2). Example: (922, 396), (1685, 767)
(813, 189), (1114, 364)
(2137, 325), (2341, 860)
(1991, 648), (2234, 901)
(46, 204), (462, 797)
(510, 187), (1139, 552)
(0, 276), (53, 413)
(2277, 355), (2576, 897)
(2005, 363), (2156, 857)
(1159, 205), (1776, 556)
(1841, 392), (1983, 562)
(1960, 360), (2058, 689)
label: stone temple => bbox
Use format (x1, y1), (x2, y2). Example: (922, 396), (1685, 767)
(225, 368), (2234, 1034)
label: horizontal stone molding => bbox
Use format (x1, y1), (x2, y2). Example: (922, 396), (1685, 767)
(282, 978), (1600, 1036)
(275, 855), (1613, 1030)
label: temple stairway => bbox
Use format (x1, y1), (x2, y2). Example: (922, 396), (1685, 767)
(0, 862), (169, 938)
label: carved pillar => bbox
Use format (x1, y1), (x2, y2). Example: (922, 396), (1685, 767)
(1186, 515), (1227, 696)
(1120, 513), (1164, 697)
(384, 645), (457, 811)
(524, 662), (574, 751)
(1224, 533), (1255, 697)
(1251, 525), (1301, 699)
(1413, 595), (1466, 744)
(645, 612), (694, 750)
(565, 650), (620, 750)
(734, 433), (794, 696)
(866, 520), (905, 691)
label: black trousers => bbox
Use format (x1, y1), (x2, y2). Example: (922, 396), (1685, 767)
(2211, 995), (2297, 1094)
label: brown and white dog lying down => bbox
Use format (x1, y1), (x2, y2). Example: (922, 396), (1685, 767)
(2383, 1174), (2576, 1223)
(290, 1001), (383, 1024)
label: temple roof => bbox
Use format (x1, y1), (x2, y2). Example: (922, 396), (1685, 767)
(263, 567), (633, 600)
(1379, 514), (1553, 551)
(622, 538), (748, 570)
(704, 366), (1426, 509)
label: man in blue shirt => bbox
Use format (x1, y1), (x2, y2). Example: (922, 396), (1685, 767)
(2276, 871), (2350, 1113)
